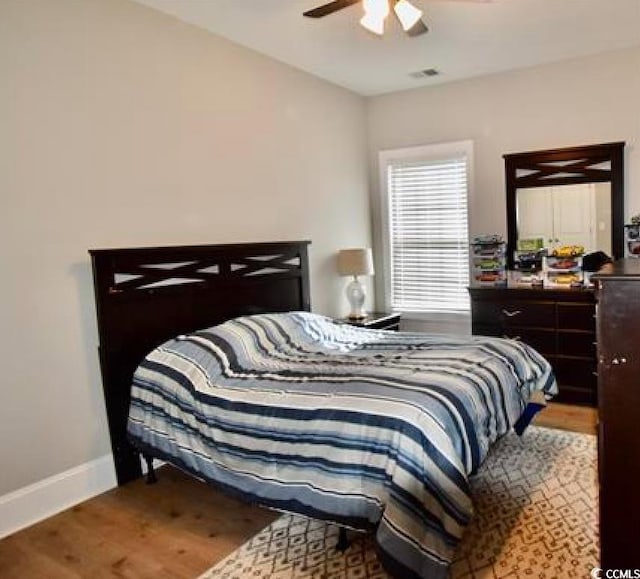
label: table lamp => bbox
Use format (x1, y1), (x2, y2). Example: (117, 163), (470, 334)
(337, 248), (374, 319)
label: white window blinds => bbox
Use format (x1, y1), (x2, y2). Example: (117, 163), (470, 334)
(386, 155), (470, 313)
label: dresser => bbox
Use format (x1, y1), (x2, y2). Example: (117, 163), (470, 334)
(469, 286), (596, 405)
(592, 260), (640, 568)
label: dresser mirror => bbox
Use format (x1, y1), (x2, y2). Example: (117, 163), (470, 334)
(505, 142), (625, 269)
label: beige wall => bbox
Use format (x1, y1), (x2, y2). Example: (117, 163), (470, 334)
(367, 46), (640, 309)
(0, 0), (370, 494)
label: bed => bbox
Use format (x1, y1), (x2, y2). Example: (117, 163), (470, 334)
(90, 241), (556, 579)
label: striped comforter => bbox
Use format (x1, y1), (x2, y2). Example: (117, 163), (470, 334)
(127, 311), (556, 579)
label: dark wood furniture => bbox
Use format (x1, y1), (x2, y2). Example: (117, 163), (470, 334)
(469, 141), (627, 407)
(89, 241), (311, 485)
(504, 142), (625, 269)
(469, 286), (596, 406)
(592, 260), (640, 568)
(340, 311), (401, 331)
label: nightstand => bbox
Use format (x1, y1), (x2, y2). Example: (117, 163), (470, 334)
(340, 312), (401, 331)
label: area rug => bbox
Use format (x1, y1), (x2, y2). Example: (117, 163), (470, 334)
(199, 426), (598, 579)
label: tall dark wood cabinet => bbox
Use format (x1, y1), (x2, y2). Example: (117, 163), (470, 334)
(592, 260), (640, 568)
(469, 286), (597, 405)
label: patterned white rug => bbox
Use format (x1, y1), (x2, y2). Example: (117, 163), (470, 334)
(199, 426), (598, 579)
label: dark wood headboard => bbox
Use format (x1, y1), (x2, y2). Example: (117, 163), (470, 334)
(89, 241), (311, 485)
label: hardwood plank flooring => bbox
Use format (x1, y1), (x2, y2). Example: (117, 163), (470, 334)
(0, 402), (596, 578)
(534, 401), (598, 434)
(0, 467), (278, 579)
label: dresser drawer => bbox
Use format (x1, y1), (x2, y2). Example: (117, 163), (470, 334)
(501, 328), (555, 357)
(553, 356), (597, 405)
(553, 356), (597, 389)
(472, 299), (555, 328)
(557, 331), (596, 357)
(499, 301), (555, 328)
(471, 323), (502, 337)
(471, 300), (504, 326)
(557, 302), (596, 331)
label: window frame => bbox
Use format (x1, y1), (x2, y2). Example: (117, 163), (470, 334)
(378, 140), (474, 322)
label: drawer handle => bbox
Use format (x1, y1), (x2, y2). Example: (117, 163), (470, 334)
(592, 371), (598, 377)
(502, 309), (522, 317)
(611, 357), (627, 365)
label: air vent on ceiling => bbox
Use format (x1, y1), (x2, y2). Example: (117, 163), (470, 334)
(410, 68), (439, 79)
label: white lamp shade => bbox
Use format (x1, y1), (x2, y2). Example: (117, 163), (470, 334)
(337, 248), (375, 277)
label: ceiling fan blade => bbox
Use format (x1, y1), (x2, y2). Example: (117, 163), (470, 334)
(406, 18), (428, 36)
(303, 0), (361, 18)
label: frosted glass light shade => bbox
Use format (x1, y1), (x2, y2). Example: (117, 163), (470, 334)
(360, 12), (385, 35)
(337, 248), (374, 277)
(360, 0), (389, 35)
(394, 0), (422, 31)
(362, 0), (389, 19)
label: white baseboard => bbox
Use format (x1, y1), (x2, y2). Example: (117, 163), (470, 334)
(0, 454), (117, 539)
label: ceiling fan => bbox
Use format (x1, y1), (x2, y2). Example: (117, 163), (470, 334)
(303, 0), (488, 38)
(304, 0), (428, 36)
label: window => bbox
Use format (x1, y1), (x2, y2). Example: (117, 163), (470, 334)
(379, 141), (472, 316)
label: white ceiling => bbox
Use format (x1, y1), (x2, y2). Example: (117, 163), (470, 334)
(134, 0), (640, 96)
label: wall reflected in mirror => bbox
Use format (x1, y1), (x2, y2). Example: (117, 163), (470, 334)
(516, 183), (612, 255)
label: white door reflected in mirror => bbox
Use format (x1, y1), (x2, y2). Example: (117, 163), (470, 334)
(516, 183), (611, 255)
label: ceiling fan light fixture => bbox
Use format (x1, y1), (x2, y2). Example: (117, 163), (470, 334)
(362, 0), (390, 19)
(393, 0), (422, 32)
(360, 11), (385, 35)
(360, 0), (389, 35)
(406, 17), (428, 36)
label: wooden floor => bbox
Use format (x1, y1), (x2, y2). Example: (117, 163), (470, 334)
(533, 401), (597, 435)
(0, 403), (596, 579)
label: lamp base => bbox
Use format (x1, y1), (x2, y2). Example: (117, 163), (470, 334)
(347, 313), (367, 320)
(345, 277), (366, 320)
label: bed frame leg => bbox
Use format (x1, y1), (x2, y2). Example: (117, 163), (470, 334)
(514, 401), (546, 436)
(336, 527), (350, 552)
(143, 453), (157, 485)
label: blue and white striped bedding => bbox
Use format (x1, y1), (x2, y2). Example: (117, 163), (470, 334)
(127, 311), (556, 579)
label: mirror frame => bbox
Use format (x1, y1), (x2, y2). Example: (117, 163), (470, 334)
(504, 142), (625, 270)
